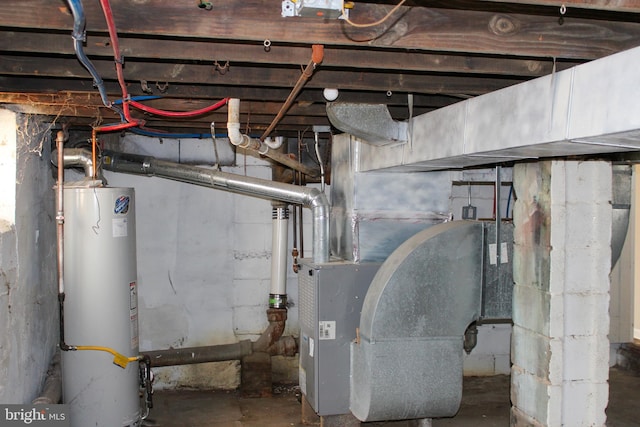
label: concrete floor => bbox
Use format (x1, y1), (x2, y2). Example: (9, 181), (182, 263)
(143, 367), (639, 427)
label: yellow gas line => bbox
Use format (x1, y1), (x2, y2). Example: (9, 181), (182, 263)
(74, 345), (140, 369)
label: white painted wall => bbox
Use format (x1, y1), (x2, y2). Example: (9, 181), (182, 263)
(104, 135), (308, 389)
(0, 109), (58, 403)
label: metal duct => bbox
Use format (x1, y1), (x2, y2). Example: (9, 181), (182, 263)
(51, 148), (95, 178)
(351, 221), (494, 422)
(102, 150), (330, 263)
(346, 46), (640, 172)
(326, 103), (407, 146)
(612, 164), (632, 267)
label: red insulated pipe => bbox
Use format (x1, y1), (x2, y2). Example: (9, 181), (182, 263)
(129, 97), (229, 118)
(94, 121), (140, 133)
(99, 0), (140, 124)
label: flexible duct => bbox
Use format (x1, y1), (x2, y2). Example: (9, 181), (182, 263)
(102, 151), (330, 263)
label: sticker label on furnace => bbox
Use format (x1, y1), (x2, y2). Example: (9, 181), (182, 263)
(318, 321), (336, 340)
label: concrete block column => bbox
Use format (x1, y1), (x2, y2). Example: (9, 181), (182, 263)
(511, 160), (612, 427)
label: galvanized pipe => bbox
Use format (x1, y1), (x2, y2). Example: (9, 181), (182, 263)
(102, 151), (330, 263)
(142, 340), (253, 368)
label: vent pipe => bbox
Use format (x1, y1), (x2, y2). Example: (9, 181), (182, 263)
(52, 148), (96, 179)
(102, 151), (330, 263)
(270, 202), (289, 308)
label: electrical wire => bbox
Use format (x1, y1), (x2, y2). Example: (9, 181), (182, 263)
(506, 183), (514, 219)
(342, 0), (407, 28)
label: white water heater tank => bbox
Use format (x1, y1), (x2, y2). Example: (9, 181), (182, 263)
(62, 186), (141, 427)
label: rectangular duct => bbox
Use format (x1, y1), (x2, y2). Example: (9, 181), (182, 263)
(330, 134), (452, 262)
(352, 46), (640, 172)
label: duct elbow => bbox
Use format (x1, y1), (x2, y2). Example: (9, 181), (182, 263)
(52, 148), (97, 179)
(305, 188), (330, 264)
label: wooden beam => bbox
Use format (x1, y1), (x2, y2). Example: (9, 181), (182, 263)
(0, 55), (525, 95)
(470, 0), (640, 14)
(0, 77), (465, 107)
(1, 0), (639, 60)
(0, 30), (580, 77)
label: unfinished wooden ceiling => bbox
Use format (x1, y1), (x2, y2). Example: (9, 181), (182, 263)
(1, 0), (640, 140)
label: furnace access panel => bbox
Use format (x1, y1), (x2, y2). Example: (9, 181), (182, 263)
(298, 260), (381, 416)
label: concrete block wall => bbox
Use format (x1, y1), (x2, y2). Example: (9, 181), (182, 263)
(105, 136), (308, 389)
(511, 160), (611, 427)
(0, 109), (59, 403)
(463, 324), (512, 376)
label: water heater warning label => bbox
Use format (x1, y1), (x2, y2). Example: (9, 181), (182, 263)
(318, 321), (336, 340)
(112, 218), (128, 238)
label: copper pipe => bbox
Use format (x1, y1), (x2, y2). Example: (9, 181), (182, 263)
(55, 131), (65, 295)
(91, 129), (97, 180)
(260, 45), (324, 141)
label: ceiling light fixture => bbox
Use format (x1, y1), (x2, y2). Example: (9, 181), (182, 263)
(323, 88), (339, 102)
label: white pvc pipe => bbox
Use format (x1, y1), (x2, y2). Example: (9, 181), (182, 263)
(270, 204), (289, 308)
(227, 98), (250, 147)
